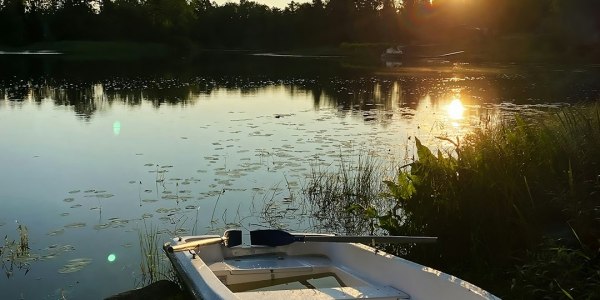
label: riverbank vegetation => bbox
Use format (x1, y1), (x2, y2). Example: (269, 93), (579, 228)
(1, 0), (598, 62)
(305, 105), (600, 298)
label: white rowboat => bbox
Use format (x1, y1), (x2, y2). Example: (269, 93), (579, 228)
(163, 230), (500, 300)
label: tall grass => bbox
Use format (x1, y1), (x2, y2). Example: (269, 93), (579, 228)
(380, 105), (599, 297)
(138, 222), (175, 287)
(303, 105), (600, 298)
(303, 152), (393, 235)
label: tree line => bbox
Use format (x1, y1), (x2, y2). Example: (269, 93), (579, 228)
(0, 0), (598, 51)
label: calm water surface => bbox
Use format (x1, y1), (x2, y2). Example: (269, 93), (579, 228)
(1, 55), (598, 299)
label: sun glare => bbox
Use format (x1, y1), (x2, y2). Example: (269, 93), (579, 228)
(447, 98), (465, 120)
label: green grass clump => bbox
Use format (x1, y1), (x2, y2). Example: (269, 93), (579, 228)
(375, 105), (600, 296)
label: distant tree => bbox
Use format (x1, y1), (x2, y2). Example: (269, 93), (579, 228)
(326, 0), (357, 43)
(50, 0), (95, 40)
(25, 0), (52, 42)
(145, 0), (194, 38)
(379, 0), (399, 42)
(191, 0), (212, 14)
(0, 0), (27, 45)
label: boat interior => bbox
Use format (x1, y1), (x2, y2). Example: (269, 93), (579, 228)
(201, 248), (411, 300)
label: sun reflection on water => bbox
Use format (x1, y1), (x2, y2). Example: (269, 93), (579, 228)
(447, 97), (465, 123)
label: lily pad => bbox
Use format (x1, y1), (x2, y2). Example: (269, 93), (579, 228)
(58, 258), (92, 274)
(64, 222), (86, 229)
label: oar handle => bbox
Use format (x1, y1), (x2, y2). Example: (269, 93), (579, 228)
(302, 235), (437, 244)
(166, 237), (223, 253)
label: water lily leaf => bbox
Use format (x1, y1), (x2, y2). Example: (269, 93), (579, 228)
(64, 222), (86, 229)
(58, 258), (92, 274)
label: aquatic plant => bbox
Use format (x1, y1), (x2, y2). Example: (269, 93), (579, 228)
(303, 152), (393, 235)
(138, 222), (175, 287)
(1, 223), (32, 278)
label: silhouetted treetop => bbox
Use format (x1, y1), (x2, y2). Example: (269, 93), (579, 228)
(0, 0), (597, 55)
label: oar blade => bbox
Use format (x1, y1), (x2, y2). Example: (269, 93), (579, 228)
(250, 229), (296, 247)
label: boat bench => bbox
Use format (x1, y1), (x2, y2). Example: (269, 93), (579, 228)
(236, 285), (411, 300)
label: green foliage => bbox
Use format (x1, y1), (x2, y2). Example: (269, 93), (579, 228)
(360, 105), (600, 296)
(509, 240), (600, 300)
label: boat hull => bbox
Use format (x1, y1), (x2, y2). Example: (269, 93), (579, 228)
(164, 235), (500, 300)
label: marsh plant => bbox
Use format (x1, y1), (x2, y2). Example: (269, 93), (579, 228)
(303, 153), (394, 235)
(304, 105), (600, 298)
(138, 222), (176, 287)
(1, 223), (32, 278)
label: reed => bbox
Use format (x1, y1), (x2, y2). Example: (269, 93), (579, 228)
(1, 223), (32, 278)
(138, 221), (175, 287)
(303, 152), (393, 235)
(303, 104), (600, 297)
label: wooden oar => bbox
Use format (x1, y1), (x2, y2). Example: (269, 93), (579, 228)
(250, 229), (437, 247)
(165, 229), (242, 253)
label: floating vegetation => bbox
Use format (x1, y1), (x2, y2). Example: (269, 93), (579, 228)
(58, 258), (92, 274)
(47, 229), (65, 236)
(64, 222), (86, 229)
(93, 218), (129, 230)
(155, 207), (181, 214)
(42, 244), (76, 257)
(85, 193), (114, 198)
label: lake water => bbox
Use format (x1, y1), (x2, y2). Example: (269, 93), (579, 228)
(1, 54), (598, 299)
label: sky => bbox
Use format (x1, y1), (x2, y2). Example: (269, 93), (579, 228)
(212, 0), (310, 9)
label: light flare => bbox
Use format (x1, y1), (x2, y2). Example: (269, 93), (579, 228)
(447, 98), (465, 121)
(113, 121), (121, 136)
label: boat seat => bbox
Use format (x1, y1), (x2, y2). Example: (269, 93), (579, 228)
(211, 255), (332, 275)
(236, 285), (411, 300)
